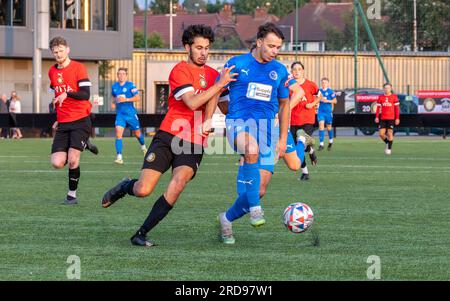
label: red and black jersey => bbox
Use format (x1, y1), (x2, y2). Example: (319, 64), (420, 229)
(159, 61), (219, 146)
(376, 94), (400, 120)
(48, 60), (92, 123)
(290, 79), (319, 126)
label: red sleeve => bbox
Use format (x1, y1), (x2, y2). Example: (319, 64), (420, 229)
(312, 81), (319, 96)
(375, 96), (382, 117)
(170, 64), (195, 100)
(76, 63), (91, 88)
(394, 95), (400, 119)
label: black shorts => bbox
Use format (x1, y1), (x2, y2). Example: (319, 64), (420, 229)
(142, 130), (204, 178)
(379, 120), (395, 130)
(51, 117), (91, 153)
(290, 124), (315, 142)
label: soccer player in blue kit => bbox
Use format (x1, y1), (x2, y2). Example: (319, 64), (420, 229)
(217, 23), (310, 244)
(111, 67), (147, 164)
(317, 77), (337, 151)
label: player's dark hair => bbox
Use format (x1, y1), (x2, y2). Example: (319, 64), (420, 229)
(118, 67), (128, 73)
(256, 22), (284, 40)
(321, 77), (329, 82)
(182, 24), (215, 46)
(291, 61), (304, 70)
(383, 82), (392, 88)
(49, 36), (68, 50)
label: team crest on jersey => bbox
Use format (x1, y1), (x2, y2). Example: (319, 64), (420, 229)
(199, 75), (207, 88)
(146, 152), (156, 163)
(269, 71), (278, 81)
(122, 88), (128, 93)
(57, 73), (64, 84)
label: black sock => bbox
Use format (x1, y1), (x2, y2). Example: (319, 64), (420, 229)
(388, 140), (393, 150)
(301, 160), (307, 169)
(305, 145), (311, 153)
(137, 195), (173, 236)
(384, 138), (389, 144)
(123, 179), (138, 196)
(68, 167), (80, 191)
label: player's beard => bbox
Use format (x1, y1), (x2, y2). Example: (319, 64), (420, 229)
(56, 55), (69, 67)
(190, 50), (206, 67)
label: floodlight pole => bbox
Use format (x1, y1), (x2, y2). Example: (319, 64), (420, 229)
(413, 0), (417, 52)
(33, 0), (49, 113)
(144, 0), (148, 113)
(170, 0), (173, 50)
(295, 0), (299, 60)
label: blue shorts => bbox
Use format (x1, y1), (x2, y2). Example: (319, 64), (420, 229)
(115, 113), (141, 131)
(226, 118), (276, 173)
(317, 112), (333, 125)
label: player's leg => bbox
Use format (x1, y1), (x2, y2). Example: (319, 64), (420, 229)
(221, 130), (262, 239)
(326, 116), (334, 151)
(51, 126), (69, 169)
(379, 125), (388, 143)
(304, 124), (317, 166)
(65, 147), (81, 204)
(102, 131), (171, 208)
(318, 118), (326, 151)
(114, 125), (125, 164)
(63, 120), (91, 204)
(131, 137), (203, 247)
(386, 126), (394, 155)
(130, 166), (191, 247)
(129, 115), (147, 154)
(283, 130), (303, 171)
(133, 129), (147, 154)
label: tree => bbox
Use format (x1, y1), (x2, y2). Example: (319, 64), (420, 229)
(134, 31), (165, 48)
(234, 0), (308, 18)
(150, 0), (179, 14)
(212, 35), (246, 50)
(384, 0), (450, 51)
(206, 0), (224, 14)
(183, 0), (207, 14)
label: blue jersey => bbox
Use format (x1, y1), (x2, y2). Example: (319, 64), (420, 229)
(224, 53), (291, 121)
(318, 88), (336, 114)
(111, 81), (139, 115)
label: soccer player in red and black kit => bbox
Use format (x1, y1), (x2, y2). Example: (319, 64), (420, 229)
(48, 36), (98, 205)
(289, 62), (320, 181)
(375, 83), (400, 155)
(101, 25), (237, 247)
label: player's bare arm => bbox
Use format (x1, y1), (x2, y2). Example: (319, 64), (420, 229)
(202, 93), (220, 137)
(289, 84), (305, 110)
(180, 66), (237, 111)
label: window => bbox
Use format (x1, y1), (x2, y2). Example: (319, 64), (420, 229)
(91, 0), (104, 30)
(0, 0), (25, 26)
(105, 0), (117, 31)
(50, 0), (117, 31)
(155, 83), (169, 114)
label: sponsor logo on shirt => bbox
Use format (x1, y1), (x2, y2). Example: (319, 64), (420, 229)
(246, 82), (273, 102)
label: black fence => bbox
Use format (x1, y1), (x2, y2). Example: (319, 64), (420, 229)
(1, 113), (450, 128)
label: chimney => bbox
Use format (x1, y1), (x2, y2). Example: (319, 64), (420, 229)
(219, 3), (233, 21)
(254, 6), (269, 20)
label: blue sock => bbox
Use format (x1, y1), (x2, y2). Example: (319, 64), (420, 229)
(138, 133), (145, 146)
(225, 193), (250, 222)
(319, 130), (325, 144)
(328, 129), (333, 141)
(296, 140), (305, 164)
(115, 139), (123, 155)
(243, 162), (260, 209)
(236, 163), (246, 195)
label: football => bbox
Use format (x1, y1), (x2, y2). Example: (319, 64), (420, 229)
(283, 202), (314, 233)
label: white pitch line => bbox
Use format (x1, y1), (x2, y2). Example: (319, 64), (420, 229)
(1, 169), (450, 175)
